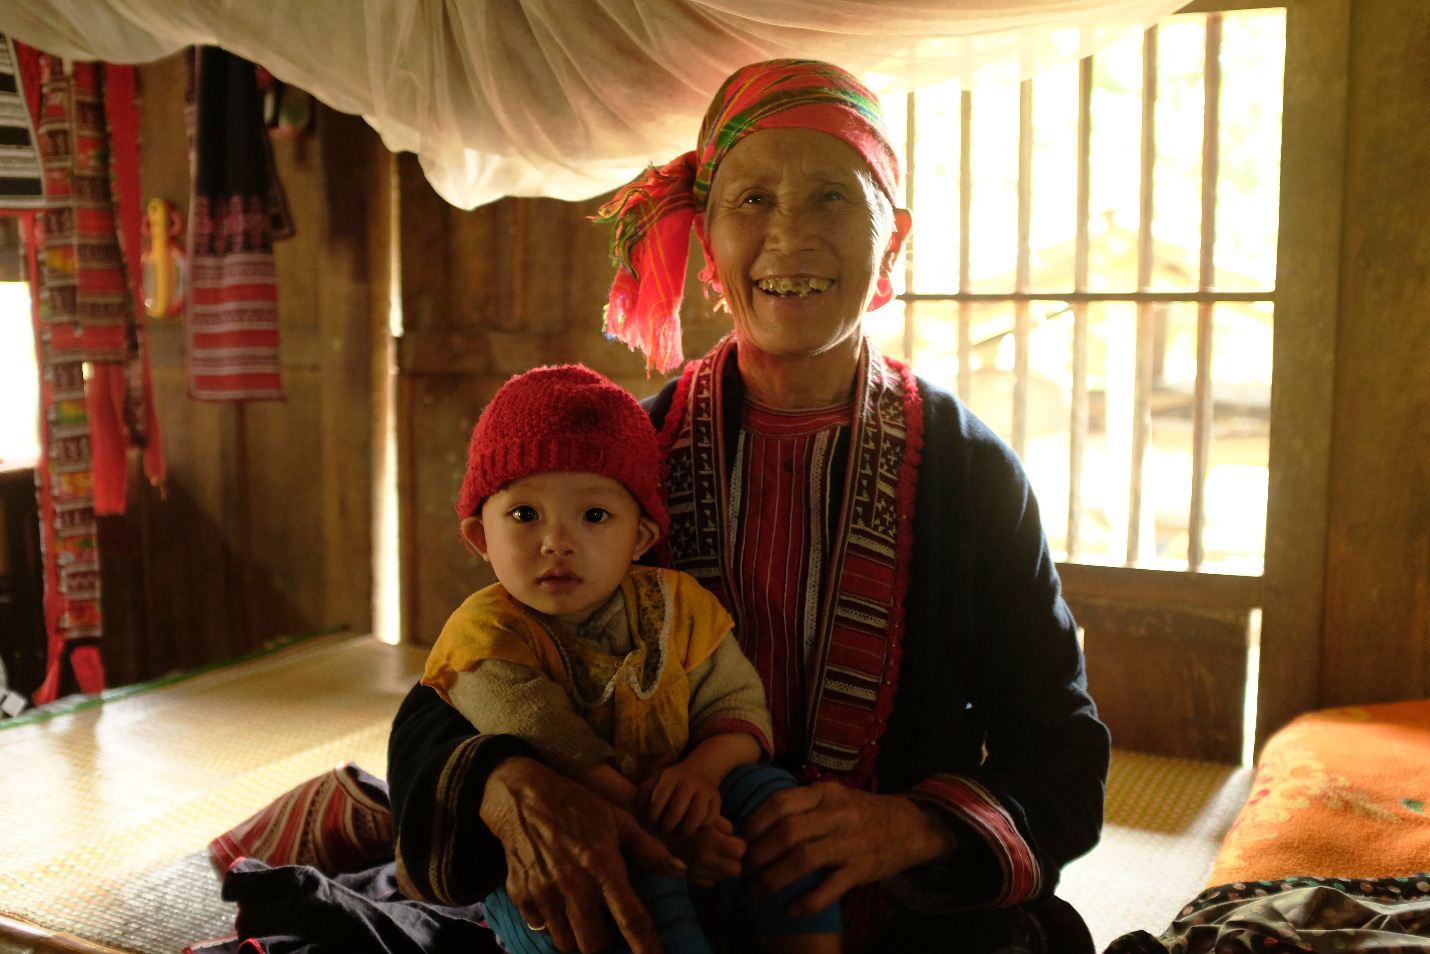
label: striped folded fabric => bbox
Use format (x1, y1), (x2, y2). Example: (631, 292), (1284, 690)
(208, 763), (394, 876)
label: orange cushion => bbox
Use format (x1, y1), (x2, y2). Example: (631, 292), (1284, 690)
(1209, 699), (1430, 885)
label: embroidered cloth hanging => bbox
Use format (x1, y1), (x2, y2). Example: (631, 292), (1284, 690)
(183, 46), (291, 401)
(18, 48), (164, 703)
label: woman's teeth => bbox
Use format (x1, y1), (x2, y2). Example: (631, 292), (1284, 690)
(757, 277), (833, 297)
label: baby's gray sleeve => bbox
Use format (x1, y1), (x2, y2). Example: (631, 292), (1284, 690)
(446, 661), (615, 777)
(686, 636), (774, 751)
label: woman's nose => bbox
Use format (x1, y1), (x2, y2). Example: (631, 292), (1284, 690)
(765, 203), (818, 251)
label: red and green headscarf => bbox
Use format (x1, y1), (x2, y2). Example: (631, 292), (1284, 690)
(595, 59), (901, 373)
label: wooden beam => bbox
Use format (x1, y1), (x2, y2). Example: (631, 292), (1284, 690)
(1059, 562), (1261, 612)
(1178, 0), (1283, 13)
(1255, 0), (1349, 751)
(1075, 597), (1250, 762)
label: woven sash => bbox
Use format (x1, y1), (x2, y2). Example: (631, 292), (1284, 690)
(660, 335), (923, 787)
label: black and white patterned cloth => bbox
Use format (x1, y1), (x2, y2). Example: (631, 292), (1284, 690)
(0, 33), (43, 210)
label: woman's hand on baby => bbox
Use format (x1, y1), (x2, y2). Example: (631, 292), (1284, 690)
(481, 756), (684, 954)
(739, 783), (960, 918)
(640, 762), (722, 836)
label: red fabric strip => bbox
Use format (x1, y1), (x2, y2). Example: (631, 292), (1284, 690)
(103, 61), (165, 495)
(910, 774), (1042, 907)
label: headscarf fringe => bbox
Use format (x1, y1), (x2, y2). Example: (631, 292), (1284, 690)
(592, 152), (698, 278)
(592, 153), (698, 374)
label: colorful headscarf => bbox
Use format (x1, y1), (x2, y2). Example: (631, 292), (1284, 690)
(594, 59), (901, 373)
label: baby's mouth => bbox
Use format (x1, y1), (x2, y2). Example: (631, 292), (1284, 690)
(756, 276), (834, 298)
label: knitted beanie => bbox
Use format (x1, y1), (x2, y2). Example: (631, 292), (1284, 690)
(455, 365), (669, 539)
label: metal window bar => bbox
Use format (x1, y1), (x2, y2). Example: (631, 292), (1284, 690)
(1128, 25), (1159, 567)
(898, 11), (1274, 571)
(1189, 15), (1223, 570)
(903, 91), (917, 367)
(1068, 55), (1094, 562)
(958, 91), (973, 404)
(1013, 80), (1033, 460)
(902, 290), (1267, 302)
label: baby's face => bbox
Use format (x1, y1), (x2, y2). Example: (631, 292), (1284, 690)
(470, 472), (659, 624)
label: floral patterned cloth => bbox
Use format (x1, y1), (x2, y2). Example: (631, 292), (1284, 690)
(1105, 873), (1430, 953)
(1210, 701), (1430, 885)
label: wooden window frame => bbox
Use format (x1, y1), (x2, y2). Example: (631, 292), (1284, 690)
(893, 0), (1342, 759)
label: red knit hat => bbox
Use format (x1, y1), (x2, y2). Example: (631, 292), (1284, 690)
(455, 365), (669, 539)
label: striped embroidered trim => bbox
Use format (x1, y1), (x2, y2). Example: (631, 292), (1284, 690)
(801, 344), (920, 786)
(910, 774), (1043, 907)
(423, 734), (488, 906)
(660, 336), (922, 788)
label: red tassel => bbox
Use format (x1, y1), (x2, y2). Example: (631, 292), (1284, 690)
(593, 153), (699, 373)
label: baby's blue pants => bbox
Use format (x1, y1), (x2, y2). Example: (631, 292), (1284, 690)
(482, 763), (841, 954)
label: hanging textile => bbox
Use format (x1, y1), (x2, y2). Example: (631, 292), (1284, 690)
(0, 0), (1186, 210)
(183, 46), (290, 402)
(0, 35), (43, 209)
(21, 50), (164, 704)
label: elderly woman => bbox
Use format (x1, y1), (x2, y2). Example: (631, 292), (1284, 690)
(387, 59), (1109, 954)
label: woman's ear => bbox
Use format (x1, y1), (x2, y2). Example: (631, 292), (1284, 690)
(460, 516), (490, 562)
(693, 212), (725, 307)
(883, 208), (913, 276)
(631, 517), (660, 562)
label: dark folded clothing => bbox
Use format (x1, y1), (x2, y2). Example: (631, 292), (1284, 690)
(213, 858), (495, 954)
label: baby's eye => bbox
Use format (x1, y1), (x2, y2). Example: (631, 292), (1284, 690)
(583, 508), (611, 524)
(509, 505), (538, 523)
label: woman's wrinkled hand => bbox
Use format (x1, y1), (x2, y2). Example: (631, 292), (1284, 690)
(739, 782), (958, 918)
(480, 756), (686, 954)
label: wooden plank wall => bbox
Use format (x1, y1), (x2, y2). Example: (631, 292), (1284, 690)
(1254, 0), (1347, 748)
(1065, 565), (1258, 763)
(88, 55), (380, 689)
(1316, 0), (1430, 707)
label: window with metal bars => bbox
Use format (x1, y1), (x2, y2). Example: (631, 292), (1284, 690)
(870, 5), (1285, 577)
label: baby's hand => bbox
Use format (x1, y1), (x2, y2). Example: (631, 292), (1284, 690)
(663, 816), (745, 887)
(640, 762), (721, 836)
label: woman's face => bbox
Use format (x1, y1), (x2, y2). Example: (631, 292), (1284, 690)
(703, 128), (911, 366)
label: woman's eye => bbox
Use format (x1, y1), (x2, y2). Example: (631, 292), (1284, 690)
(509, 506), (538, 523)
(741, 192), (767, 206)
(583, 508), (610, 524)
(822, 189), (845, 201)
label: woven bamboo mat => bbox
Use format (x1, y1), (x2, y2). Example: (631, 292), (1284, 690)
(0, 633), (427, 954)
(0, 631), (1249, 954)
(1061, 751), (1253, 949)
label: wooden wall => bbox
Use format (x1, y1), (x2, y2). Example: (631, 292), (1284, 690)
(1316, 0), (1430, 706)
(88, 55), (381, 688)
(1255, 0), (1430, 745)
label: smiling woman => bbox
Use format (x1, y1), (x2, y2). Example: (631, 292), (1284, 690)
(702, 129), (912, 406)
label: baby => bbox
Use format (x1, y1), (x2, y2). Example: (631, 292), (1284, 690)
(421, 365), (839, 954)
